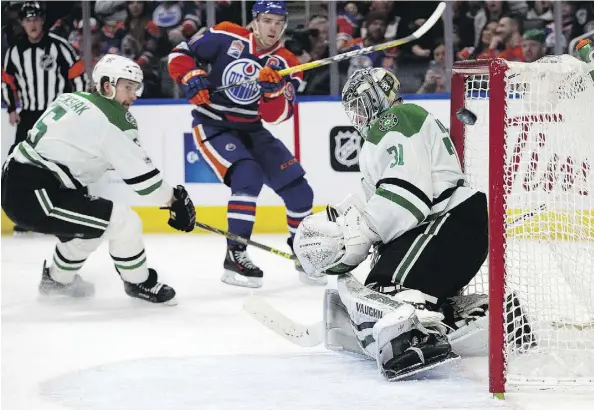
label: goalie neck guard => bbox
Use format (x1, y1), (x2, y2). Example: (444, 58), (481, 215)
(342, 68), (401, 140)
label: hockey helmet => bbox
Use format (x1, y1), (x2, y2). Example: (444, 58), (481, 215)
(20, 1), (44, 19)
(92, 54), (143, 99)
(252, 1), (288, 19)
(342, 68), (401, 139)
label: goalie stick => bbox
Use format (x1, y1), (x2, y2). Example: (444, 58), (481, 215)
(244, 295), (489, 355)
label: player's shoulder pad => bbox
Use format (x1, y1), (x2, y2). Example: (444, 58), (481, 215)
(210, 21), (251, 39)
(273, 47), (303, 79)
(367, 104), (429, 145)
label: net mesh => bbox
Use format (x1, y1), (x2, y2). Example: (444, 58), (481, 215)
(459, 56), (594, 386)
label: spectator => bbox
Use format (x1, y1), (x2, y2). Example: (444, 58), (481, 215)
(363, 1), (399, 41)
(69, 18), (104, 69)
(544, 1), (586, 54)
(94, 0), (128, 25)
(298, 15), (330, 95)
(336, 2), (360, 51)
(417, 40), (447, 94)
(458, 20), (498, 60)
(342, 11), (396, 81)
(526, 1), (554, 23)
(488, 13), (524, 61)
(452, 1), (478, 48)
(474, 0), (509, 47)
(522, 28), (546, 63)
(394, 1), (443, 64)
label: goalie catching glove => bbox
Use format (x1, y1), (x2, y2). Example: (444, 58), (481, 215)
(293, 198), (380, 278)
(167, 185), (196, 232)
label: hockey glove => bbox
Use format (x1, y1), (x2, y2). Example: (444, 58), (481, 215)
(258, 64), (286, 99)
(168, 185), (196, 232)
(326, 204), (379, 274)
(181, 69), (211, 105)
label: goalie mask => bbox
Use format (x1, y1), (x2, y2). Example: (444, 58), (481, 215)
(342, 68), (401, 139)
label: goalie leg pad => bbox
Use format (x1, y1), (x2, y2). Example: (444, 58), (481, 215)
(323, 289), (368, 357)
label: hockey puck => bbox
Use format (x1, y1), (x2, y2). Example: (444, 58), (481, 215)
(456, 108), (477, 125)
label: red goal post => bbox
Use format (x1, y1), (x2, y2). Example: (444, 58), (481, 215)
(450, 57), (594, 395)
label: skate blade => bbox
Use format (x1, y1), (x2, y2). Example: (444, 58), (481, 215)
(385, 353), (461, 381)
(163, 297), (178, 306)
(221, 270), (262, 288)
(299, 271), (327, 286)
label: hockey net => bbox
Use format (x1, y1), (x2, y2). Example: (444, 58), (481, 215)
(450, 56), (594, 394)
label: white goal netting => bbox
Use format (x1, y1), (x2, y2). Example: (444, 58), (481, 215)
(459, 56), (594, 387)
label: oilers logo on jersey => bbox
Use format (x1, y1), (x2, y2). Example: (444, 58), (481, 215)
(222, 58), (262, 105)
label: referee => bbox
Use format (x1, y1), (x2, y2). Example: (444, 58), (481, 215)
(2, 1), (87, 156)
(2, 1), (87, 233)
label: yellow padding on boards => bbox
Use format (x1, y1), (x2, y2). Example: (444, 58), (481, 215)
(1, 206), (327, 235)
(3, 207), (593, 238)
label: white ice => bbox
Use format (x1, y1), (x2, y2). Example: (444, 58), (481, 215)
(2, 234), (593, 410)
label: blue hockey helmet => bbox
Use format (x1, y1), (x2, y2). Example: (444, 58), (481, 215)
(252, 1), (288, 19)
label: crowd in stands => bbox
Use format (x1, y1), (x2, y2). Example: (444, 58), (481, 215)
(3, 1), (594, 98)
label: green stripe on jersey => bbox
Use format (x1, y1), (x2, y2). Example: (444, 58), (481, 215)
(376, 187), (426, 223)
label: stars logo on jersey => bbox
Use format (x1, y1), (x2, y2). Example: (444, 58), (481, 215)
(125, 111), (138, 128)
(378, 113), (398, 132)
(222, 58), (262, 105)
(227, 40), (245, 59)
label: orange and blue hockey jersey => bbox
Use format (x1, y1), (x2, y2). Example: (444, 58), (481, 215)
(168, 22), (303, 130)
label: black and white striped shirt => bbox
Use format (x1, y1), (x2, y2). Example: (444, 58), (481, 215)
(1, 32), (87, 113)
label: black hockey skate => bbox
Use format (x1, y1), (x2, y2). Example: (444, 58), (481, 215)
(39, 260), (95, 298)
(221, 245), (263, 288)
(123, 268), (177, 305)
(287, 238), (327, 286)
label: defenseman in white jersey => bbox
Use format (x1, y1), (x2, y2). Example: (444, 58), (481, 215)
(293, 68), (489, 380)
(1, 54), (196, 305)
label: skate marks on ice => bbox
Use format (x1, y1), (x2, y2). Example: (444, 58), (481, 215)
(39, 353), (507, 410)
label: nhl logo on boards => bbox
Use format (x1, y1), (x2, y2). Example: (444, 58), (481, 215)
(227, 40), (245, 59)
(222, 58), (262, 105)
(329, 126), (362, 172)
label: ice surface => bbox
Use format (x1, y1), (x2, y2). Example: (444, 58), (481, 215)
(2, 234), (593, 410)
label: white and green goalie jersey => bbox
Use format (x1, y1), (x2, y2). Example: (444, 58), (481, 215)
(359, 103), (477, 243)
(9, 92), (173, 204)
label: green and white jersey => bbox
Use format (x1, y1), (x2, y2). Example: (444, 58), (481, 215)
(360, 103), (476, 243)
(9, 92), (173, 204)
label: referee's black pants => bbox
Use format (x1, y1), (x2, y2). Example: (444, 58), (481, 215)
(8, 109), (44, 155)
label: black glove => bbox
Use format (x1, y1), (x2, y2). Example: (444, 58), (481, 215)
(168, 185), (195, 232)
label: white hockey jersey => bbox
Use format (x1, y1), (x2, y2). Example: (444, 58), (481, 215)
(359, 103), (476, 243)
(9, 91), (173, 204)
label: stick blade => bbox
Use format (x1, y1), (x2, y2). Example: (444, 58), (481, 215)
(243, 295), (323, 347)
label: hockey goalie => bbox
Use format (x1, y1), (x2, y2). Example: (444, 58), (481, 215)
(293, 68), (490, 381)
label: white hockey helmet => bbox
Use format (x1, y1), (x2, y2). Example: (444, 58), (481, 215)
(92, 54), (143, 99)
(342, 68), (401, 139)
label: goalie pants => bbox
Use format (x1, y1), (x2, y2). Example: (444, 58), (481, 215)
(1, 160), (149, 284)
(364, 192), (488, 305)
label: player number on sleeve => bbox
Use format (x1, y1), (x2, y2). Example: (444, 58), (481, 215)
(387, 144), (404, 167)
(27, 105), (67, 148)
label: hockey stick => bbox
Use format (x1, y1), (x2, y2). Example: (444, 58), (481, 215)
(194, 220), (296, 260)
(243, 295), (324, 347)
(215, 2), (446, 93)
(159, 207), (296, 260)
